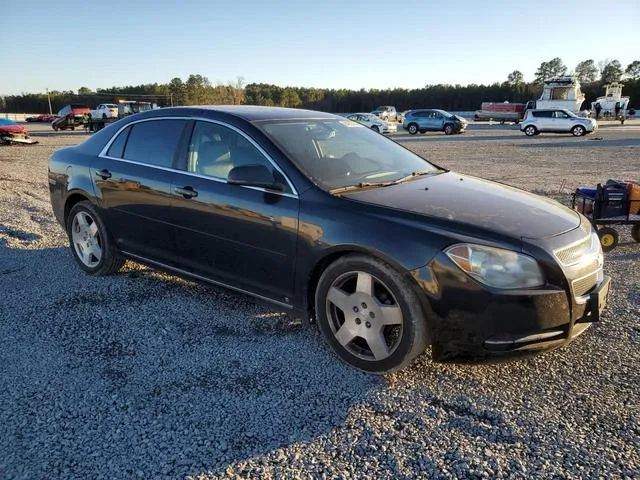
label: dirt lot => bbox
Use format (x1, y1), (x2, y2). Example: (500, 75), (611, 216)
(1, 120), (639, 479)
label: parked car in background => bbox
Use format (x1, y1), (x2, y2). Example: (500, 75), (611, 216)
(371, 106), (398, 122)
(403, 109), (467, 135)
(26, 114), (57, 123)
(49, 106), (610, 373)
(52, 104), (91, 131)
(397, 110), (410, 123)
(520, 109), (597, 137)
(346, 113), (397, 134)
(90, 104), (119, 120)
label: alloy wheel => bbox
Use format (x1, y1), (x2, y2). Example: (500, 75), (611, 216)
(71, 211), (102, 268)
(325, 271), (403, 361)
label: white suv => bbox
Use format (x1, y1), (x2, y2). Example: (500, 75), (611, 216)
(520, 109), (597, 137)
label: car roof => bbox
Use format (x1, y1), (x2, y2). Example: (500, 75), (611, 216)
(180, 105), (337, 121)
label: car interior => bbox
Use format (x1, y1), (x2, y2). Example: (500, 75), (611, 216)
(187, 122), (273, 180)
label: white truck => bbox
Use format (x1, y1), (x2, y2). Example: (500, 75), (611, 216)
(89, 104), (119, 120)
(371, 106), (398, 122)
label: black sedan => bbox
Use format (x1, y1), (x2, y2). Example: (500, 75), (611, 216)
(48, 106), (610, 373)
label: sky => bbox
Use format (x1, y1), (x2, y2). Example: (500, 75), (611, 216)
(2, 0), (640, 95)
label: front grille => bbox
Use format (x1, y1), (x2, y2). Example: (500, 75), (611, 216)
(572, 271), (599, 297)
(555, 236), (592, 266)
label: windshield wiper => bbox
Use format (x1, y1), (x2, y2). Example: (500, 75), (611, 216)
(390, 169), (438, 185)
(330, 170), (441, 194)
(330, 182), (393, 194)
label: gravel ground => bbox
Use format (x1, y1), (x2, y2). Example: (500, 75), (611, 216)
(1, 121), (639, 479)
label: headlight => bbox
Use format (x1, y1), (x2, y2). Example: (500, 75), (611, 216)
(445, 244), (545, 289)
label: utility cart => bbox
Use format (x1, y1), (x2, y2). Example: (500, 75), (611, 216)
(572, 182), (640, 252)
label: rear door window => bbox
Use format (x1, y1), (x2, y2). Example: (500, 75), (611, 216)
(122, 119), (187, 168)
(532, 111), (553, 118)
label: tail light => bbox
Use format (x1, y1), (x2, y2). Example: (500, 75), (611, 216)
(523, 111), (529, 120)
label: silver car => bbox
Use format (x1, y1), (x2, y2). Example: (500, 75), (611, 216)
(520, 109), (597, 137)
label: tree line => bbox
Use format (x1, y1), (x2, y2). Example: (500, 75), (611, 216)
(2, 58), (639, 114)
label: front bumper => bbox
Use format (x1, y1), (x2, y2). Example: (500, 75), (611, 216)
(410, 253), (610, 362)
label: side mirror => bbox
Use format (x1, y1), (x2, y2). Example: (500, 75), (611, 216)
(227, 164), (284, 191)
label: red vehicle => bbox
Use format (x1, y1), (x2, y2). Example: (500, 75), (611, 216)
(26, 114), (57, 123)
(0, 119), (37, 145)
(52, 104), (91, 131)
(474, 102), (527, 123)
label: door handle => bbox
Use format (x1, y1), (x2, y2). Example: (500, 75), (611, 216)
(95, 169), (112, 180)
(174, 186), (198, 199)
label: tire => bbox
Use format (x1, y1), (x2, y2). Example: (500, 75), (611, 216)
(524, 125), (537, 136)
(407, 123), (418, 135)
(70, 126), (75, 131)
(571, 125), (586, 137)
(444, 124), (454, 135)
(315, 254), (429, 374)
(597, 227), (619, 252)
(631, 225), (640, 243)
(102, 113), (107, 120)
(66, 201), (125, 276)
(53, 126), (58, 131)
(371, 125), (380, 133)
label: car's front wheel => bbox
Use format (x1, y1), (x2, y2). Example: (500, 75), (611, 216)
(407, 123), (418, 135)
(67, 201), (125, 276)
(524, 125), (537, 136)
(315, 255), (429, 374)
(444, 124), (454, 135)
(371, 125), (380, 133)
(572, 125), (586, 136)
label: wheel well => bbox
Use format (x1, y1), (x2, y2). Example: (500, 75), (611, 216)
(64, 193), (89, 224)
(306, 251), (356, 316)
(305, 249), (410, 317)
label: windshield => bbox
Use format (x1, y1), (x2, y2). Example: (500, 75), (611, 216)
(258, 118), (441, 191)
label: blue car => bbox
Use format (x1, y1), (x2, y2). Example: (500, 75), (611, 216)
(402, 109), (467, 135)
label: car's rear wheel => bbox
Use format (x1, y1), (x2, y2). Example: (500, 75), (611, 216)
(572, 125), (586, 136)
(315, 255), (429, 374)
(371, 125), (380, 133)
(67, 201), (125, 276)
(631, 225), (640, 243)
(53, 126), (58, 131)
(407, 123), (418, 135)
(524, 125), (537, 136)
(444, 124), (454, 135)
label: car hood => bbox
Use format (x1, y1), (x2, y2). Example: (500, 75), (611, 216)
(343, 172), (581, 239)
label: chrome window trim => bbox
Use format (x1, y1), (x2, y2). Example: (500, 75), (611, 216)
(97, 116), (299, 198)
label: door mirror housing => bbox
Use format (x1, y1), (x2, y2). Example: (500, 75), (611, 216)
(227, 164), (284, 191)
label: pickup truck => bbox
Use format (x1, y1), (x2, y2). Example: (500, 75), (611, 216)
(371, 106), (398, 122)
(89, 104), (119, 120)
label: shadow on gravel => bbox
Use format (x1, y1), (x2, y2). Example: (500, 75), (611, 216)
(395, 134), (522, 143)
(519, 138), (640, 149)
(0, 245), (383, 479)
(0, 223), (41, 242)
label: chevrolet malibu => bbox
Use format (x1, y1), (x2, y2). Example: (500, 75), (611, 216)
(48, 106), (610, 373)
